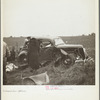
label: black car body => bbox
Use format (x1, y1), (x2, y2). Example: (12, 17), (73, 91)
(18, 36), (88, 67)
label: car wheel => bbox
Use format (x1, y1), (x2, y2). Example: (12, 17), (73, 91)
(18, 54), (28, 67)
(61, 54), (75, 67)
(19, 54), (27, 62)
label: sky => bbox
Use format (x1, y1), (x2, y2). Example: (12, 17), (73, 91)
(1, 0), (97, 37)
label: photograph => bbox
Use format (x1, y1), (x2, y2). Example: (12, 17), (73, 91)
(3, 35), (95, 85)
(1, 0), (99, 100)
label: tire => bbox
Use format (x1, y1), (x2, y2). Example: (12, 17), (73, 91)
(18, 54), (28, 67)
(61, 54), (75, 67)
(19, 54), (27, 62)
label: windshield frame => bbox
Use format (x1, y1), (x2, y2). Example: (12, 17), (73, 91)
(54, 38), (65, 46)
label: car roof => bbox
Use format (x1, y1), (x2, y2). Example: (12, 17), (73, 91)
(30, 36), (84, 48)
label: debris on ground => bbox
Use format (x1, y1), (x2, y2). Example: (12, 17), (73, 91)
(6, 62), (18, 72)
(22, 71), (49, 85)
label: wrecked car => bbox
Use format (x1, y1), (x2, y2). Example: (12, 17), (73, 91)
(18, 36), (88, 68)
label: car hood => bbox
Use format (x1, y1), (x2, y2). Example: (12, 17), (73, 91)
(55, 44), (83, 48)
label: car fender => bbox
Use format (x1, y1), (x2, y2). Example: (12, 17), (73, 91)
(18, 50), (28, 57)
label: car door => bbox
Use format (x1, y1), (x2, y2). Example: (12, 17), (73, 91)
(39, 40), (54, 63)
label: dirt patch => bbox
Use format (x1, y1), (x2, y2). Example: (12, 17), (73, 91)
(6, 58), (95, 85)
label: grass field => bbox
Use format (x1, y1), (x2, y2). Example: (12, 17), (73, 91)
(3, 35), (95, 85)
(4, 35), (95, 49)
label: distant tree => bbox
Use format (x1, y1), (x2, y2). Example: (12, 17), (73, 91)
(82, 34), (85, 36)
(88, 33), (95, 36)
(91, 33), (95, 36)
(10, 36), (13, 38)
